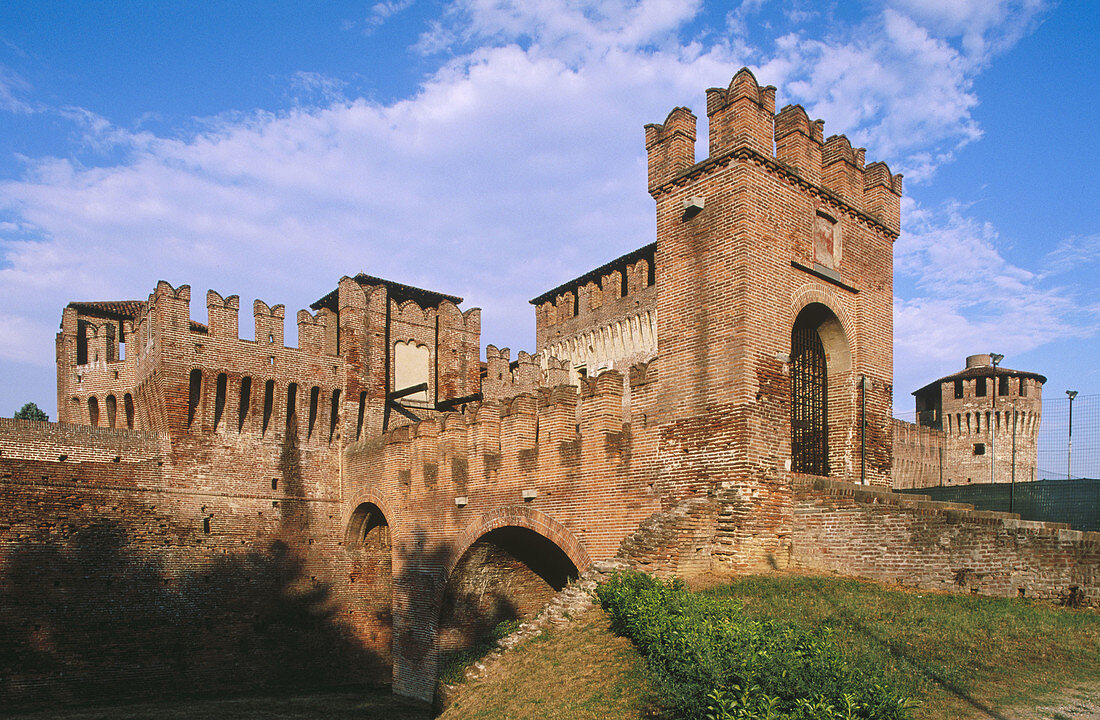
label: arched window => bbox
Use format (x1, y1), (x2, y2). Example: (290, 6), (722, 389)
(329, 388), (341, 443)
(213, 373), (227, 430)
(286, 383), (298, 430)
(262, 379), (275, 436)
(88, 396), (100, 427)
(124, 393), (134, 429)
(394, 340), (430, 403)
(105, 394), (117, 429)
(791, 313), (828, 475)
(307, 386), (320, 439)
(238, 376), (252, 432)
(187, 369), (202, 427)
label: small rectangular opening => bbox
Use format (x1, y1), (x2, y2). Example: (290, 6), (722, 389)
(973, 443), (985, 456)
(286, 383), (298, 429)
(307, 386), (319, 439)
(329, 388), (341, 442)
(356, 391), (366, 440)
(77, 320), (89, 365)
(262, 379), (275, 436)
(105, 323), (116, 363)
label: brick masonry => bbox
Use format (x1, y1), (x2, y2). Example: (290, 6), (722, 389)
(1, 68), (1096, 709)
(893, 353), (1045, 489)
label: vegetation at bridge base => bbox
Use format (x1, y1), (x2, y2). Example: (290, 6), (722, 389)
(437, 573), (1097, 719)
(595, 571), (916, 720)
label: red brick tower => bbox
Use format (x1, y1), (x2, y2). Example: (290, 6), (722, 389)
(646, 68), (901, 569)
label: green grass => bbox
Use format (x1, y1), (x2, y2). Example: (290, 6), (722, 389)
(437, 610), (650, 720)
(596, 571), (916, 719)
(442, 573), (1099, 720)
(703, 575), (1100, 720)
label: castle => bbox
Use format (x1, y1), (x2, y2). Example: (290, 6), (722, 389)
(893, 354), (1046, 489)
(2, 69), (1095, 707)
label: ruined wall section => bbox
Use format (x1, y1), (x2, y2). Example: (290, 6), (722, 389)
(792, 478), (1099, 600)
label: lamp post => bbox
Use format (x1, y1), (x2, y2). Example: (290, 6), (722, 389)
(990, 353), (1003, 485)
(1067, 390), (1078, 480)
(1010, 398), (1017, 513)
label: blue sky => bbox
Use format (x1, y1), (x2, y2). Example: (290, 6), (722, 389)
(0, 0), (1097, 422)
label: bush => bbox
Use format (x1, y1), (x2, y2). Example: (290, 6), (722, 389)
(14, 402), (48, 422)
(595, 571), (916, 720)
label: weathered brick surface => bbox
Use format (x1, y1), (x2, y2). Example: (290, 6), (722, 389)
(792, 478), (1100, 600)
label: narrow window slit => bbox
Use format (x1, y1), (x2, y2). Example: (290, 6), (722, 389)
(213, 373), (227, 430)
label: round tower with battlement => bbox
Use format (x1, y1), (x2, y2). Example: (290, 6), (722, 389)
(912, 354), (1045, 485)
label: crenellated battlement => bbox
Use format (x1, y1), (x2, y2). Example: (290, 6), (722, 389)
(354, 366), (638, 503)
(644, 107), (697, 193)
(705, 67), (777, 158)
(645, 67), (903, 235)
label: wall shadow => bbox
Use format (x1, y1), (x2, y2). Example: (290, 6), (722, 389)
(0, 426), (386, 711)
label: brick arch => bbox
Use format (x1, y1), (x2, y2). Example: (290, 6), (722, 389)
(790, 285), (852, 336)
(789, 284), (853, 372)
(342, 489), (398, 547)
(445, 506), (592, 581)
(417, 506), (592, 622)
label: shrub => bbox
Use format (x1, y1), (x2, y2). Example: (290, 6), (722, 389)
(595, 571), (916, 720)
(14, 402), (48, 422)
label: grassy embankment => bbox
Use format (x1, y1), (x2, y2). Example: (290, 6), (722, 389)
(441, 574), (1100, 720)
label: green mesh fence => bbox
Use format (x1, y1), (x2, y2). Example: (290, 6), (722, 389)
(896, 478), (1100, 532)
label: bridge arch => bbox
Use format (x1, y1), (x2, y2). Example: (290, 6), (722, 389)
(445, 506), (592, 581)
(433, 507), (591, 681)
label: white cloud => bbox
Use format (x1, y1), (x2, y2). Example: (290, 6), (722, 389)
(0, 66), (36, 115)
(1042, 233), (1100, 277)
(287, 72), (349, 105)
(0, 0), (1075, 414)
(893, 198), (1099, 400)
(885, 0), (1049, 62)
(418, 0), (705, 61)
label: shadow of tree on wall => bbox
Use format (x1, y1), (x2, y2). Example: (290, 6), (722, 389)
(0, 424), (386, 711)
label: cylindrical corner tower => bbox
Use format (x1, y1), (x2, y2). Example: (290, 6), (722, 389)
(912, 354), (1045, 485)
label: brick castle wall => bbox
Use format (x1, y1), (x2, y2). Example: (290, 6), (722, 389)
(0, 416), (389, 709)
(791, 478), (1099, 600)
(4, 67), (1096, 712)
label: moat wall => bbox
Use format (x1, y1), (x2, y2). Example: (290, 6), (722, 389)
(0, 419), (388, 709)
